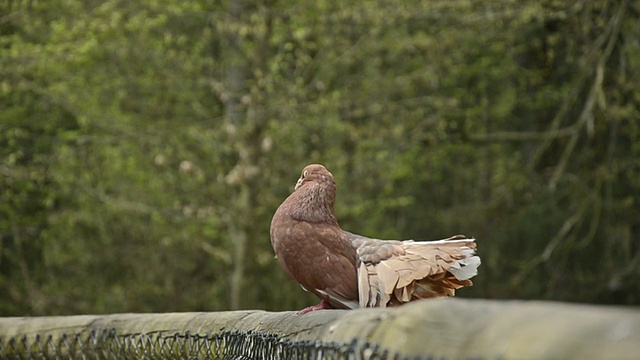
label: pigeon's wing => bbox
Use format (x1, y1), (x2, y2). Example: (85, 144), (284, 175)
(272, 220), (359, 309)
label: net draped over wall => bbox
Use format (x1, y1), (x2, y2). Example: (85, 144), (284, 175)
(1, 299), (639, 360)
(0, 329), (397, 360)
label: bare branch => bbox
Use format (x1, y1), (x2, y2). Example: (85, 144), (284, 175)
(467, 125), (581, 143)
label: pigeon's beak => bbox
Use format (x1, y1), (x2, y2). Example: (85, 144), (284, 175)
(294, 177), (303, 190)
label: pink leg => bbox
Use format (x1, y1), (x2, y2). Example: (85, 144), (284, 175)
(297, 299), (333, 315)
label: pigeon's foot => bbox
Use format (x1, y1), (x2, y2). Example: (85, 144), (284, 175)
(297, 299), (333, 315)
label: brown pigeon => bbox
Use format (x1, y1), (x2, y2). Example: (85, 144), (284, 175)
(270, 164), (480, 313)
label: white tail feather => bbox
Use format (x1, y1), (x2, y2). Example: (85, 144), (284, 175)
(448, 255), (481, 280)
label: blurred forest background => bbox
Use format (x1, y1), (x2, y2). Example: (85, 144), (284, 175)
(1, 0), (639, 316)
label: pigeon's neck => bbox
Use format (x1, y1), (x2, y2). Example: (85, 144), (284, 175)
(290, 182), (338, 225)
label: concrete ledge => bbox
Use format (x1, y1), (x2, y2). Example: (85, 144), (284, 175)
(1, 298), (639, 358)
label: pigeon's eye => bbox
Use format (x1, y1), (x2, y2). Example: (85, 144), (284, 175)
(303, 170), (309, 178)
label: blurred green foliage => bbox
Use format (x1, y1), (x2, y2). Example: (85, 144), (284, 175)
(1, 0), (638, 315)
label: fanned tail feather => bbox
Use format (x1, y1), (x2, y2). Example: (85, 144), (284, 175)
(357, 237), (480, 308)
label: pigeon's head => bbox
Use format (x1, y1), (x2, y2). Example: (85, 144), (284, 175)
(295, 164), (334, 191)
